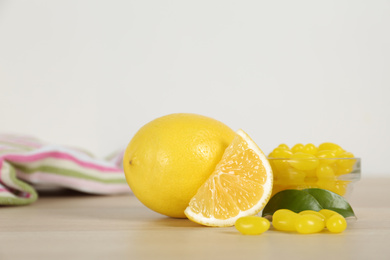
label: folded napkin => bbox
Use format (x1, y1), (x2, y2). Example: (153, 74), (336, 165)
(0, 134), (130, 206)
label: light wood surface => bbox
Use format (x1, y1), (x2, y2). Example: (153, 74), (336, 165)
(1, 178), (390, 260)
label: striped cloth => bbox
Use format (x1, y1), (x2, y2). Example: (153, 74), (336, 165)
(0, 134), (130, 205)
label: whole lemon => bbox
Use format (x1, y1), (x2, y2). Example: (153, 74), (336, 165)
(123, 113), (235, 218)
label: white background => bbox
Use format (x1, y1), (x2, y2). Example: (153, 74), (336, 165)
(0, 1), (389, 177)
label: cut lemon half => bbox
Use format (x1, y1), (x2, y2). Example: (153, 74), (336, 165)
(184, 129), (273, 227)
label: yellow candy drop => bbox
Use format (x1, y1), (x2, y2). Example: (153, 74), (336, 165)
(302, 144), (317, 155)
(326, 214), (347, 233)
(277, 144), (290, 150)
(291, 143), (304, 154)
(316, 165), (335, 180)
(319, 209), (339, 220)
(272, 209), (300, 232)
(316, 150), (337, 166)
(299, 210), (326, 222)
(318, 143), (344, 156)
(270, 147), (293, 158)
(289, 152), (319, 171)
(295, 215), (325, 234)
(235, 216), (270, 235)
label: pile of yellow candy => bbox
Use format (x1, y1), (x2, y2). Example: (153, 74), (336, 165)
(272, 209), (347, 234)
(235, 209), (347, 235)
(268, 142), (356, 196)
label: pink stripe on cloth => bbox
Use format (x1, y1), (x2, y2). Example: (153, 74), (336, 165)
(4, 151), (122, 173)
(0, 159), (3, 179)
(17, 171), (130, 195)
(113, 150), (125, 169)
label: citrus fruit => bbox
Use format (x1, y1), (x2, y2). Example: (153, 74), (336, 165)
(123, 113), (235, 218)
(184, 129), (273, 227)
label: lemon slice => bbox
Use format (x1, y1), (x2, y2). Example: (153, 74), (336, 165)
(184, 129), (273, 227)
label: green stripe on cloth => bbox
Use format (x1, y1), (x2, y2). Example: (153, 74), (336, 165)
(0, 162), (38, 205)
(13, 165), (126, 184)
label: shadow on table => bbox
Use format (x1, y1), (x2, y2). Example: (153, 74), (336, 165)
(36, 188), (107, 198)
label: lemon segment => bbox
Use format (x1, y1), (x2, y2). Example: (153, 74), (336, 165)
(184, 129), (273, 227)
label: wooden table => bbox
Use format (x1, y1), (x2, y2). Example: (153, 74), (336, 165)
(1, 178), (389, 260)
